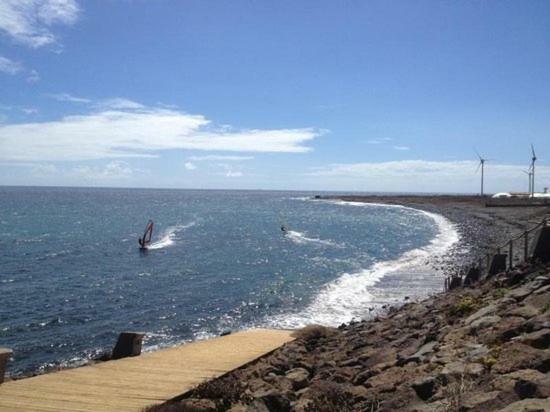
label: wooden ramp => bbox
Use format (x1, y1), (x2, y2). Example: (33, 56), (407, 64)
(0, 329), (294, 412)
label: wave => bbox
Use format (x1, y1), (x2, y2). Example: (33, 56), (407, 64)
(286, 230), (343, 248)
(268, 200), (460, 328)
(147, 222), (195, 250)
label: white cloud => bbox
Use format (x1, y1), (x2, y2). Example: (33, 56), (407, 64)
(95, 98), (145, 110)
(0, 56), (23, 75)
(224, 170), (243, 177)
(0, 0), (80, 48)
(47, 92), (90, 103)
(308, 160), (550, 193)
(366, 138), (392, 144)
(187, 155), (254, 162)
(26, 69), (40, 83)
(0, 102), (322, 161)
(71, 161), (141, 180)
(22, 107), (38, 114)
(393, 145), (410, 151)
(184, 162), (197, 170)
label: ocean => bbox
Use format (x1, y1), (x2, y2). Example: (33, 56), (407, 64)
(0, 187), (458, 376)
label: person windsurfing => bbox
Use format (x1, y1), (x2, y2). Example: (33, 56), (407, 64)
(139, 220), (154, 250)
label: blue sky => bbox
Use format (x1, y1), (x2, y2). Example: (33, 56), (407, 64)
(1, 1), (549, 193)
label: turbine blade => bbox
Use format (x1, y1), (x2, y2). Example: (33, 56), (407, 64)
(531, 144), (537, 159)
(475, 162), (481, 174)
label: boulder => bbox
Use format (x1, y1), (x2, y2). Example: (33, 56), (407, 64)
(493, 369), (550, 398)
(517, 328), (550, 349)
(284, 368), (309, 391)
(411, 376), (436, 401)
(497, 398), (550, 412)
(464, 304), (498, 325)
(469, 315), (501, 332)
(492, 342), (550, 374)
(440, 361), (484, 380)
(250, 388), (290, 412)
(505, 305), (539, 319)
(460, 391), (505, 411)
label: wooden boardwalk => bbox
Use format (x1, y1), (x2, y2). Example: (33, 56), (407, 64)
(0, 329), (294, 412)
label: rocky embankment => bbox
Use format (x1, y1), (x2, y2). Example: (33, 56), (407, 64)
(148, 261), (550, 412)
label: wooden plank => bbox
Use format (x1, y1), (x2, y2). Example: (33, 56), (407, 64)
(0, 329), (294, 412)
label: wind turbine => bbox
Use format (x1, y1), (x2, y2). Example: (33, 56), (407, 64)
(523, 167), (533, 195)
(475, 151), (489, 197)
(530, 144), (537, 197)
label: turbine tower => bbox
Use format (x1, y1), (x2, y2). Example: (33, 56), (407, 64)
(523, 168), (533, 195)
(475, 151), (489, 197)
(530, 144), (537, 197)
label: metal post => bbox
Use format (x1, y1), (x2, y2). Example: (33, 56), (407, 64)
(524, 232), (529, 261)
(509, 240), (513, 269)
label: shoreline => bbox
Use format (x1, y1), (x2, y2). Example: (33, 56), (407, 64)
(146, 195), (550, 412)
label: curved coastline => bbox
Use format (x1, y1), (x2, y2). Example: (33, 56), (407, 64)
(268, 199), (461, 329)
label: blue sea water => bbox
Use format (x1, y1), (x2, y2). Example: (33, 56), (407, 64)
(0, 187), (458, 376)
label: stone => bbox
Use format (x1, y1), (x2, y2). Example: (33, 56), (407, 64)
(460, 391), (504, 411)
(284, 368), (309, 390)
(180, 398), (218, 412)
(492, 342), (550, 374)
(506, 286), (534, 301)
(440, 361), (484, 379)
(493, 369), (550, 398)
(465, 304), (498, 325)
(111, 332), (145, 360)
(353, 369), (375, 385)
(251, 388), (290, 412)
(505, 305), (539, 319)
(293, 397), (314, 412)
(497, 398), (550, 412)
(411, 376), (436, 401)
(463, 343), (489, 362)
(407, 341), (438, 363)
(469, 315), (502, 331)
(518, 328), (550, 349)
(344, 385), (370, 402)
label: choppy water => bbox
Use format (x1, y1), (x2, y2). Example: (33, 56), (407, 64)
(0, 187), (458, 376)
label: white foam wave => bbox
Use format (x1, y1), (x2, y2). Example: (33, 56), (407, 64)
(286, 230), (342, 247)
(268, 200), (460, 328)
(147, 222), (195, 250)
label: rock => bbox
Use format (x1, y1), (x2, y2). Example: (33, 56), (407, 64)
(517, 328), (550, 349)
(497, 398), (550, 412)
(469, 315), (502, 331)
(366, 365), (422, 393)
(440, 361), (484, 379)
(463, 343), (490, 362)
(411, 376), (436, 401)
(250, 389), (290, 412)
(514, 379), (540, 399)
(460, 391), (504, 411)
(506, 286), (534, 301)
(407, 341), (438, 363)
(180, 398), (218, 412)
(292, 397), (314, 412)
(284, 368), (309, 390)
(344, 385), (370, 402)
(465, 304), (498, 325)
(492, 342), (550, 374)
(505, 305), (539, 319)
(353, 369), (375, 385)
(493, 369), (550, 398)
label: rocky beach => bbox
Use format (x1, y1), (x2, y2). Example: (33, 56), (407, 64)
(146, 196), (550, 412)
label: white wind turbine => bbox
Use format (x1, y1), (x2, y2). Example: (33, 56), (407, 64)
(530, 144), (537, 197)
(475, 151), (490, 197)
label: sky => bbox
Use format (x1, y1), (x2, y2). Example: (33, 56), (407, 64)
(0, 0), (549, 193)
